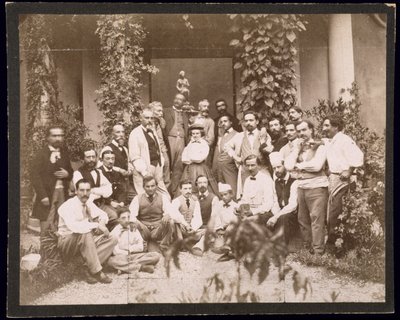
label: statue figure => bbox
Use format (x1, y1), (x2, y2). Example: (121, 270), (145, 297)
(176, 70), (190, 100)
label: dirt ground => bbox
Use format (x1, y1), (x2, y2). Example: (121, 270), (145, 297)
(22, 230), (384, 305)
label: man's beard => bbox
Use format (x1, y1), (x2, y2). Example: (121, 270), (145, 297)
(198, 187), (207, 193)
(84, 162), (96, 169)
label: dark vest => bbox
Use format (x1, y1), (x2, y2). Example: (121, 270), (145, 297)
(138, 193), (164, 223)
(99, 166), (126, 203)
(177, 196), (197, 224)
(107, 142), (128, 170)
(143, 129), (161, 166)
(198, 192), (216, 226)
(78, 167), (101, 188)
(275, 177), (295, 209)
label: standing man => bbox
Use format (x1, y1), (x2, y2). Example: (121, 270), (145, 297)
(268, 116), (288, 151)
(213, 114), (239, 197)
(150, 101), (172, 190)
(57, 179), (117, 284)
(285, 120), (329, 255)
(106, 123), (134, 202)
(213, 99), (241, 142)
(129, 176), (175, 253)
(268, 152), (299, 245)
(31, 125), (73, 235)
(288, 106), (303, 125)
(280, 122), (299, 164)
(226, 110), (270, 199)
(322, 115), (363, 247)
(128, 108), (169, 197)
(239, 155), (276, 223)
(164, 93), (190, 196)
(171, 180), (205, 256)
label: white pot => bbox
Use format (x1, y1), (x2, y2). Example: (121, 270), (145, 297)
(20, 253), (41, 271)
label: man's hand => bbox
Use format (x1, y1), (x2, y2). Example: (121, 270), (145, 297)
(97, 223), (110, 237)
(129, 219), (138, 231)
(262, 144), (274, 154)
(54, 168), (69, 179)
(41, 197), (50, 206)
(161, 214), (171, 224)
(267, 216), (278, 228)
(110, 200), (120, 208)
(340, 170), (351, 181)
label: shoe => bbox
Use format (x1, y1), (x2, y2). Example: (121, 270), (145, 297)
(85, 271), (98, 284)
(96, 271), (113, 284)
(139, 265), (155, 273)
(191, 247), (203, 257)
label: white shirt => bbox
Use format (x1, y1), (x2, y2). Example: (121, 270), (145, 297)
(110, 224), (144, 255)
(72, 169), (113, 202)
(129, 192), (175, 221)
(280, 138), (299, 162)
(271, 172), (299, 219)
(214, 200), (238, 230)
(182, 138), (209, 163)
(325, 132), (364, 173)
(240, 171), (276, 215)
(171, 196), (203, 231)
(225, 128), (261, 160)
(58, 196), (109, 236)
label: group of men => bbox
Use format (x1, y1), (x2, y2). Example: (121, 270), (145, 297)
(30, 92), (364, 283)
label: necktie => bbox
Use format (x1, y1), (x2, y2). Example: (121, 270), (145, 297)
(250, 177), (256, 181)
(225, 130), (230, 135)
(82, 203), (92, 222)
(186, 198), (190, 208)
(148, 194), (154, 202)
(223, 203), (230, 208)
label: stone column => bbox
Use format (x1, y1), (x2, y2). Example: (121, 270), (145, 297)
(328, 14), (355, 101)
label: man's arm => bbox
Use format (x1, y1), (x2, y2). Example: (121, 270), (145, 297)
(91, 171), (113, 198)
(275, 180), (298, 218)
(253, 176), (275, 215)
(129, 196), (139, 222)
(58, 203), (97, 234)
(128, 131), (148, 176)
(88, 202), (109, 225)
(225, 133), (243, 164)
(296, 145), (327, 172)
(343, 137), (364, 168)
(169, 198), (189, 225)
(205, 120), (215, 146)
(30, 152), (47, 202)
(129, 230), (145, 253)
(191, 201), (203, 231)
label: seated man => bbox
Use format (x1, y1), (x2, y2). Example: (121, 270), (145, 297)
(107, 207), (161, 274)
(171, 180), (205, 257)
(99, 147), (127, 230)
(129, 176), (175, 253)
(57, 179), (118, 284)
(195, 175), (219, 230)
(72, 146), (116, 225)
(267, 152), (300, 245)
(238, 155), (276, 224)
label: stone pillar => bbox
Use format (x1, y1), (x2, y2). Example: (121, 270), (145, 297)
(328, 14), (355, 101)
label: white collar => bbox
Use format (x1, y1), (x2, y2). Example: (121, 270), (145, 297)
(102, 165), (113, 173)
(273, 171), (290, 182)
(111, 140), (123, 148)
(48, 145), (60, 152)
(246, 128), (259, 136)
(199, 190), (209, 197)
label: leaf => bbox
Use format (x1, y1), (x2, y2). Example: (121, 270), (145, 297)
(230, 39), (240, 46)
(245, 45), (253, 52)
(243, 33), (252, 41)
(262, 75), (274, 84)
(234, 62), (243, 69)
(286, 30), (296, 42)
(265, 98), (274, 108)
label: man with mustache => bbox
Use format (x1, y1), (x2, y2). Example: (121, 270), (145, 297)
(57, 179), (118, 284)
(128, 108), (169, 197)
(285, 120), (329, 255)
(322, 115), (363, 249)
(280, 122), (299, 164)
(288, 106), (303, 125)
(72, 146), (115, 225)
(194, 175), (219, 230)
(213, 99), (242, 143)
(31, 125), (73, 235)
(268, 115), (288, 152)
(105, 124), (134, 201)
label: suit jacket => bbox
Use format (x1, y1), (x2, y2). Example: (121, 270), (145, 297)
(107, 141), (129, 171)
(164, 106), (190, 144)
(128, 125), (165, 175)
(213, 112), (242, 147)
(31, 146), (73, 220)
(99, 166), (127, 204)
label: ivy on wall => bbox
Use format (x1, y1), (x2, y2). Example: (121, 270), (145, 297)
(95, 14), (159, 139)
(229, 14), (307, 122)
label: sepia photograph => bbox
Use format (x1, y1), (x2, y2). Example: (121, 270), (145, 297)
(7, 2), (395, 316)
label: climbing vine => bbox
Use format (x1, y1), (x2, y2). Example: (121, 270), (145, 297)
(95, 14), (158, 139)
(229, 14), (307, 123)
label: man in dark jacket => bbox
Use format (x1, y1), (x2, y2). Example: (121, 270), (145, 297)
(31, 125), (73, 235)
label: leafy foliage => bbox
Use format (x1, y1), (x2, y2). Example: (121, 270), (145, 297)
(95, 15), (159, 140)
(229, 14), (307, 123)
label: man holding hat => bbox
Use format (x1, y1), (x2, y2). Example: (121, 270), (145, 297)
(268, 152), (300, 245)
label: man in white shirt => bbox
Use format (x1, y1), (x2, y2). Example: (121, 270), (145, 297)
(239, 155), (276, 224)
(285, 120), (329, 255)
(322, 115), (364, 246)
(129, 176), (175, 253)
(72, 147), (115, 223)
(268, 152), (299, 245)
(280, 122), (299, 163)
(57, 179), (118, 284)
(171, 180), (205, 256)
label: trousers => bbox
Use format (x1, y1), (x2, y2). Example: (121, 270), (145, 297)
(57, 232), (118, 274)
(107, 252), (161, 274)
(136, 219), (175, 252)
(132, 164), (169, 199)
(40, 188), (65, 235)
(217, 160), (238, 199)
(175, 224), (206, 251)
(297, 187), (328, 254)
(168, 136), (185, 196)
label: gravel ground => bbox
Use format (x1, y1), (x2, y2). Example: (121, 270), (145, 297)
(31, 251), (385, 305)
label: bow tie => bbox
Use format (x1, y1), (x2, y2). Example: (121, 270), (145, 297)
(223, 203), (230, 208)
(192, 140), (201, 143)
(248, 131), (254, 136)
(224, 130), (230, 134)
(199, 194), (206, 200)
(250, 177), (256, 181)
(277, 178), (285, 184)
(147, 129), (154, 134)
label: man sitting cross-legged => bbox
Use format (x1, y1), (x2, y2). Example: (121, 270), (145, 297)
(170, 180), (206, 257)
(57, 179), (118, 284)
(107, 207), (161, 274)
(129, 176), (175, 254)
